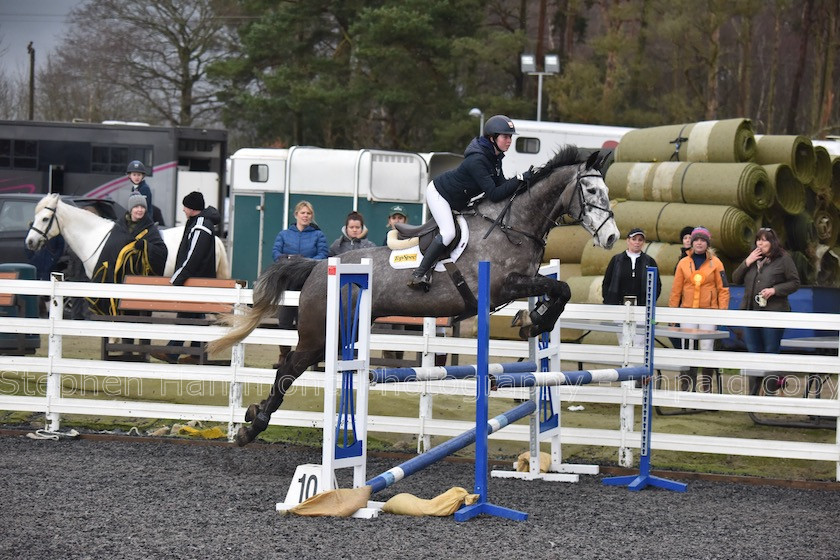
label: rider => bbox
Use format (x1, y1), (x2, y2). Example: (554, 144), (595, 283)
(126, 160), (152, 211)
(407, 114), (533, 290)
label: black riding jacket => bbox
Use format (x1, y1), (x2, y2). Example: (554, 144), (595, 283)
(433, 137), (522, 210)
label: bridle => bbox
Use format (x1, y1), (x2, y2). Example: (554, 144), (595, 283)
(28, 204), (59, 242)
(479, 165), (614, 246)
(568, 171), (615, 236)
(28, 200), (110, 265)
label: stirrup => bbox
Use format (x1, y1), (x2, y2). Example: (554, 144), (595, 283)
(407, 271), (431, 291)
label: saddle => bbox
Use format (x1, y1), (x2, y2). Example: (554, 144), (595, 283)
(389, 216), (463, 256)
(387, 213), (476, 313)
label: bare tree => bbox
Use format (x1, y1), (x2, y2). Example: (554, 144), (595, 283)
(46, 0), (230, 126)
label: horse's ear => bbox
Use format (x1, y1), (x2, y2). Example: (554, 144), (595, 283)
(585, 150), (600, 170)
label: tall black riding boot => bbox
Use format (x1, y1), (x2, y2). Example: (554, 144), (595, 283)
(407, 235), (448, 291)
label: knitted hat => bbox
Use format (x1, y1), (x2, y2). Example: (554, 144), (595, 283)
(127, 193), (147, 210)
(679, 226), (694, 239)
(183, 191), (205, 211)
(627, 227), (645, 239)
(691, 226), (711, 243)
(389, 204), (407, 218)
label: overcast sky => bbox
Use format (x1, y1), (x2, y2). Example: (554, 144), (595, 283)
(0, 0), (84, 74)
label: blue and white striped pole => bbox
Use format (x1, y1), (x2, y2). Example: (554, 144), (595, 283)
(494, 366), (649, 388)
(372, 361), (538, 384)
(365, 399), (536, 494)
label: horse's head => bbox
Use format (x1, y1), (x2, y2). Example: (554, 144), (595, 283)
(25, 193), (62, 251)
(568, 151), (619, 249)
(536, 147), (619, 249)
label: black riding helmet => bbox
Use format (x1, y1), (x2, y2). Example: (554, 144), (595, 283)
(126, 160), (147, 175)
(483, 114), (516, 152)
(484, 115), (516, 136)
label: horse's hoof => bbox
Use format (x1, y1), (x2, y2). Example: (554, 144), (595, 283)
(235, 426), (254, 447)
(244, 403), (260, 423)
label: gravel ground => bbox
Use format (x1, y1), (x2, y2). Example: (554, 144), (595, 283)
(1, 433), (838, 560)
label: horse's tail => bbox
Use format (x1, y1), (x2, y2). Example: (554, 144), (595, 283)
(208, 257), (319, 353)
(215, 237), (231, 279)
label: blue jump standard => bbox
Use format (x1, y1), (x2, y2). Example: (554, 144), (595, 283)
(602, 266), (687, 493)
(455, 261), (529, 522)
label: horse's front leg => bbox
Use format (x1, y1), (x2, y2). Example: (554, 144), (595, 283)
(500, 272), (571, 339)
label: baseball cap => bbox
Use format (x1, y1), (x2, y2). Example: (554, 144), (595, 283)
(627, 227), (646, 239)
(389, 205), (407, 218)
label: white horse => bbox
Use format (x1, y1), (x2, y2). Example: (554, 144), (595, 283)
(25, 193), (230, 280)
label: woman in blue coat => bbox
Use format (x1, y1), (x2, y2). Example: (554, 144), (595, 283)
(272, 200), (328, 261)
(271, 200), (328, 366)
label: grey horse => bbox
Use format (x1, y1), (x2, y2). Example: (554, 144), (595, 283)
(209, 146), (619, 446)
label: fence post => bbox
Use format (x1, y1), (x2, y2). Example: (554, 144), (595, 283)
(227, 282), (245, 441)
(45, 273), (63, 431)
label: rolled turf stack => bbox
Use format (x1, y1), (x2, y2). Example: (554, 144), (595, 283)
(605, 162), (773, 215)
(497, 122), (839, 343)
(614, 118), (756, 163)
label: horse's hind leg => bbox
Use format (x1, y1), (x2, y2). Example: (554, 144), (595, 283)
(235, 349), (323, 446)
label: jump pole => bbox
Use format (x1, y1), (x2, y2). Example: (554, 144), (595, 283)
(455, 260), (529, 522)
(491, 259), (598, 483)
(276, 258), (383, 518)
(602, 267), (687, 492)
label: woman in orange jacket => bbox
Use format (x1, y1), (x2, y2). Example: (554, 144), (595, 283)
(669, 226), (730, 391)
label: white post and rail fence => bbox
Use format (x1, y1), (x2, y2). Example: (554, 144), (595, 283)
(0, 273), (838, 480)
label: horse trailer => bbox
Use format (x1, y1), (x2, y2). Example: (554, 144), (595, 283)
(0, 120), (228, 228)
(501, 119), (634, 176)
(228, 146), (462, 284)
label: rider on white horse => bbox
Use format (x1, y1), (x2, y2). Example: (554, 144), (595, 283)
(408, 115), (534, 291)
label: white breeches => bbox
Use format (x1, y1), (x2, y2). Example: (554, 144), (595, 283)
(426, 181), (456, 245)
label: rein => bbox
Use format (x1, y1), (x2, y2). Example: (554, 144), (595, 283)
(477, 167), (613, 247)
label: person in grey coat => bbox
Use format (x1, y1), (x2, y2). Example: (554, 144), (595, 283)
(329, 211), (376, 256)
(731, 227), (800, 394)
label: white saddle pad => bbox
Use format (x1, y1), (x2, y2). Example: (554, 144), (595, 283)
(388, 215), (469, 271)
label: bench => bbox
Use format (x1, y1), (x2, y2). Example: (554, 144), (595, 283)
(92, 275), (244, 364)
(0, 271), (28, 355)
(370, 315), (456, 368)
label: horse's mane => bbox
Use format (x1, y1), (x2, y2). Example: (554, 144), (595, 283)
(35, 193), (61, 213)
(530, 145), (581, 183)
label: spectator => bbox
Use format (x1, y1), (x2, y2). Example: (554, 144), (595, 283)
(116, 193), (168, 358)
(668, 225), (696, 349)
(125, 160), (165, 226)
(381, 206), (410, 364)
(272, 200), (328, 367)
(601, 227), (661, 347)
(126, 160), (153, 212)
(678, 225), (694, 260)
(731, 227), (800, 395)
(382, 205), (408, 246)
(118, 192), (168, 276)
(329, 211), (376, 256)
(152, 191), (220, 364)
(669, 226), (730, 392)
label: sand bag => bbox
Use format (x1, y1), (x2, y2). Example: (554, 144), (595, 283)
(381, 487), (478, 517)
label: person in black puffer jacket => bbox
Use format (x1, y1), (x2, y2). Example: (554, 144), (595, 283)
(407, 114), (531, 291)
(153, 191), (220, 364)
